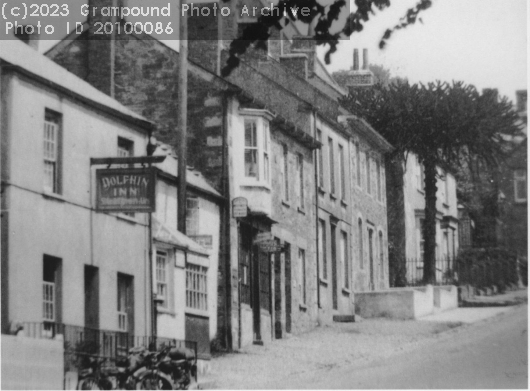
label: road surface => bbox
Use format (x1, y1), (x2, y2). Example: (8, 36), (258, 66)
(278, 305), (528, 389)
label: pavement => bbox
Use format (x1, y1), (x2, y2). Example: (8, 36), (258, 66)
(199, 288), (527, 389)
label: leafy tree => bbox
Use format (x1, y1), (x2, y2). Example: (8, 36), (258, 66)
(221, 0), (433, 76)
(342, 81), (522, 283)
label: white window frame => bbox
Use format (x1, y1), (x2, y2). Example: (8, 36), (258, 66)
(297, 153), (304, 210)
(514, 169), (527, 203)
(341, 230), (349, 289)
(339, 145), (346, 201)
(156, 251), (169, 309)
(299, 248), (306, 305)
(240, 109), (273, 188)
(366, 153), (371, 195)
(356, 144), (362, 188)
(186, 195), (200, 237)
(43, 112), (60, 194)
(117, 137), (134, 157)
(43, 281), (55, 322)
(186, 263), (208, 312)
(379, 231), (385, 279)
(281, 144), (289, 202)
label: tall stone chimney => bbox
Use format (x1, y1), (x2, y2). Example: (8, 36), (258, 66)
(346, 48), (373, 91)
(86, 0), (125, 97)
(362, 48), (369, 70)
(289, 36), (316, 78)
(353, 49), (359, 71)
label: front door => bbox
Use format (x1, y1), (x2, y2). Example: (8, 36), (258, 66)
(331, 223), (338, 310)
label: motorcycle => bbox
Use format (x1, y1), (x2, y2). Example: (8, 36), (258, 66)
(136, 346), (197, 390)
(76, 346), (155, 390)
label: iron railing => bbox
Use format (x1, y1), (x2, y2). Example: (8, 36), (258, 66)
(16, 322), (198, 373)
(401, 255), (519, 289)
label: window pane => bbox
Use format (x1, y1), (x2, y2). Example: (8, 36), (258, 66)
(328, 138), (335, 194)
(244, 149), (258, 177)
(358, 219), (364, 269)
(244, 120), (257, 147)
(317, 130), (324, 187)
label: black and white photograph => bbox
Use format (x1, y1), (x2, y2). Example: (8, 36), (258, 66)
(0, 0), (527, 389)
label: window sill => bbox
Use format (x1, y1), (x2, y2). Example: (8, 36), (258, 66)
(185, 307), (209, 318)
(318, 186), (326, 195)
(240, 183), (271, 192)
(297, 207), (306, 215)
(340, 199), (348, 207)
(299, 303), (307, 311)
(282, 200), (290, 208)
(319, 277), (328, 286)
(157, 306), (176, 316)
(342, 288), (351, 295)
(42, 191), (65, 203)
(329, 193), (337, 200)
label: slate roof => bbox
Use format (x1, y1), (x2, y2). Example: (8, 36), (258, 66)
(0, 39), (153, 131)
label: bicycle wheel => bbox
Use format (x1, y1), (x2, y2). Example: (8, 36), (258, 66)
(77, 377), (101, 390)
(137, 374), (171, 390)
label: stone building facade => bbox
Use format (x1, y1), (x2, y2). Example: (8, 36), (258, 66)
(45, 0), (393, 350)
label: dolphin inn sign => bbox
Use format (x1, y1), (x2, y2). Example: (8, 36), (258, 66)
(95, 167), (156, 213)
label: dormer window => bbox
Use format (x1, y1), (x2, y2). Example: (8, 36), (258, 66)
(240, 109), (274, 186)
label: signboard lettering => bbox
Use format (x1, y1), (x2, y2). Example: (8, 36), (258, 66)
(96, 168), (156, 213)
(254, 232), (273, 244)
(232, 197), (248, 218)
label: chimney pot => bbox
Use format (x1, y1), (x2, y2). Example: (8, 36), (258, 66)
(353, 49), (359, 71)
(362, 49), (368, 70)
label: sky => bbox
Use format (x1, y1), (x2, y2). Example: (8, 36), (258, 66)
(317, 0), (527, 103)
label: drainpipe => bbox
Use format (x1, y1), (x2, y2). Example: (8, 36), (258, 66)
(313, 110), (321, 309)
(221, 93), (233, 350)
(177, 0), (188, 234)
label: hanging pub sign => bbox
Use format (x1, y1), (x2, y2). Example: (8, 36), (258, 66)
(96, 167), (156, 213)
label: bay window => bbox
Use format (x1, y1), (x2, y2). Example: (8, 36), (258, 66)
(241, 110), (273, 186)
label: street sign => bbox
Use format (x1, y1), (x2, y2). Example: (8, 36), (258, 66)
(258, 240), (284, 253)
(254, 232), (273, 244)
(232, 197), (248, 218)
(96, 167), (156, 213)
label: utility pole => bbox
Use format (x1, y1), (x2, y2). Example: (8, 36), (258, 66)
(177, 0), (188, 234)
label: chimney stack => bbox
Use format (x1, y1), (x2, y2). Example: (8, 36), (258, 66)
(290, 36), (316, 78)
(345, 48), (374, 91)
(353, 49), (359, 71)
(362, 49), (369, 70)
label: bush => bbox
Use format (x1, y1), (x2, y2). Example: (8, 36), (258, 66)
(456, 247), (519, 290)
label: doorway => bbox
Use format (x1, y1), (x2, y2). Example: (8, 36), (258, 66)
(331, 223), (338, 310)
(368, 228), (374, 290)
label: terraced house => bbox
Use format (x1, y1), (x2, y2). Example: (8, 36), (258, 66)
(44, 0), (392, 354)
